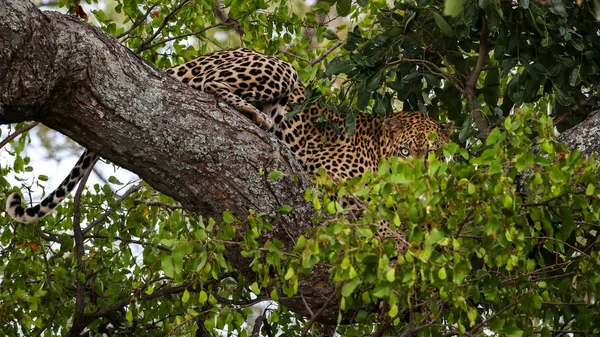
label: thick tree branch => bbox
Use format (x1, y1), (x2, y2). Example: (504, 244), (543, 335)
(465, 16), (489, 136)
(0, 0), (332, 325)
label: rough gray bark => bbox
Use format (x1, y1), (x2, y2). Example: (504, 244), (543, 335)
(557, 110), (600, 157)
(0, 0), (342, 329)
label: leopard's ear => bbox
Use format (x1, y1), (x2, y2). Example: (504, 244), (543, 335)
(440, 122), (454, 137)
(383, 118), (402, 133)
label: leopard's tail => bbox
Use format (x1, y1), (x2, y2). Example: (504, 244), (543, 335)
(6, 149), (99, 223)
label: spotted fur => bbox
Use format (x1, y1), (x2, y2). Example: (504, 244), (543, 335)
(275, 83), (453, 179)
(6, 150), (99, 223)
(165, 48), (300, 130)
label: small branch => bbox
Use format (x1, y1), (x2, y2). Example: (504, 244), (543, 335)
(469, 301), (518, 335)
(521, 191), (584, 207)
(32, 232), (58, 337)
(309, 39), (345, 66)
(279, 50), (310, 64)
(135, 0), (191, 53)
(82, 182), (143, 234)
(213, 0), (244, 37)
(464, 16), (489, 136)
(300, 285), (340, 337)
(525, 236), (590, 258)
(300, 289), (314, 318)
(116, 4), (158, 40)
(70, 154), (98, 336)
(386, 58), (465, 95)
(138, 200), (184, 210)
(0, 121), (40, 149)
(137, 23), (230, 53)
(553, 92), (598, 126)
(542, 301), (596, 307)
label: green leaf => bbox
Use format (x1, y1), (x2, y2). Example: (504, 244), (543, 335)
(568, 66), (581, 86)
(182, 289), (190, 303)
(325, 58), (353, 76)
(586, 183), (595, 196)
(126, 310), (133, 322)
(366, 72), (383, 92)
(199, 291), (208, 303)
(277, 205), (293, 214)
(336, 0), (352, 16)
(268, 170), (283, 181)
(108, 176), (122, 185)
(284, 267), (294, 280)
(386, 269), (395, 282)
(438, 267), (447, 280)
(483, 68), (500, 107)
(161, 255), (174, 278)
(342, 279), (361, 297)
(251, 282), (260, 295)
(223, 210), (236, 224)
(486, 128), (501, 146)
(444, 0), (465, 17)
(432, 12), (455, 37)
(553, 85), (572, 106)
(322, 29), (339, 40)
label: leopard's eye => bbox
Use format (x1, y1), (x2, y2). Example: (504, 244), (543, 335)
(400, 148), (410, 156)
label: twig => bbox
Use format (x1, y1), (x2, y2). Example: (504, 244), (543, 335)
(469, 301), (518, 335)
(387, 58), (465, 95)
(70, 153), (98, 335)
(521, 191), (584, 207)
(42, 232), (172, 252)
(82, 182), (143, 234)
(137, 23), (230, 53)
(300, 289), (314, 318)
(525, 236), (590, 258)
(542, 301), (596, 307)
(213, 0), (244, 37)
(279, 50), (310, 64)
(0, 121), (40, 149)
(309, 39), (345, 66)
(32, 232), (58, 337)
(116, 4), (158, 40)
(135, 0), (191, 53)
(300, 285), (340, 337)
(139, 200), (184, 210)
(464, 16), (489, 136)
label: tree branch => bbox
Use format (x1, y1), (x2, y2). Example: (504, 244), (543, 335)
(70, 153), (98, 336)
(464, 16), (489, 136)
(0, 0), (328, 326)
(0, 121), (40, 149)
(135, 0), (191, 53)
(116, 3), (158, 40)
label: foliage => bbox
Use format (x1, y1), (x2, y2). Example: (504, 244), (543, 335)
(2, 0), (600, 336)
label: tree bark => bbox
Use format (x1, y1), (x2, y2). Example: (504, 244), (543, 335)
(0, 0), (343, 326)
(557, 110), (600, 157)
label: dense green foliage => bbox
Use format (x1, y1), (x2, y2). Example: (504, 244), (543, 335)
(2, 0), (600, 336)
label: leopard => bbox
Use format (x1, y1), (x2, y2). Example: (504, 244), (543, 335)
(5, 48), (299, 223)
(5, 47), (453, 255)
(277, 82), (452, 179)
(273, 82), (453, 253)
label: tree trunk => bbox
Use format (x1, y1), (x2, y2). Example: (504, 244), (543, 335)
(0, 0), (343, 325)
